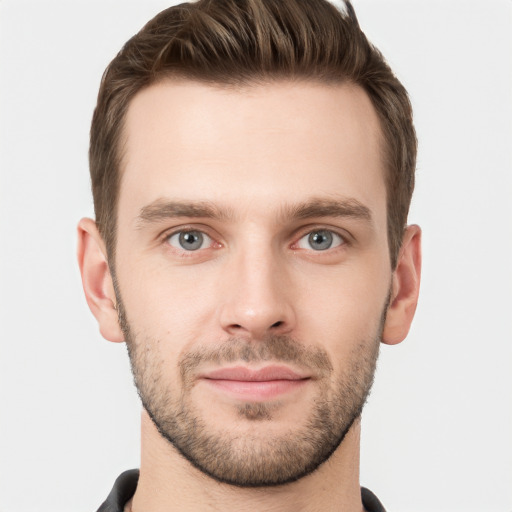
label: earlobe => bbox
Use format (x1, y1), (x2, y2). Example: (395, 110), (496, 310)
(77, 218), (124, 343)
(382, 225), (422, 345)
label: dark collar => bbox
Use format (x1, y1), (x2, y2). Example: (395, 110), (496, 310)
(97, 470), (386, 512)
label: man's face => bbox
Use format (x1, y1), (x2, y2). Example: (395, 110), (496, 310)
(114, 80), (392, 486)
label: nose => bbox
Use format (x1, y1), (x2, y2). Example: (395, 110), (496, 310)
(219, 246), (296, 340)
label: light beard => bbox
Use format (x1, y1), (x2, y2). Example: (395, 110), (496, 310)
(117, 295), (383, 487)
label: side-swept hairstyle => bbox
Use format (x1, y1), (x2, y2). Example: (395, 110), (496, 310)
(90, 0), (416, 269)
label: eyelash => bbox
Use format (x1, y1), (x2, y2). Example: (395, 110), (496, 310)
(161, 225), (219, 256)
(293, 229), (347, 252)
(160, 225), (350, 255)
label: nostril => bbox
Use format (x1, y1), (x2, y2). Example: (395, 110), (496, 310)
(271, 321), (283, 328)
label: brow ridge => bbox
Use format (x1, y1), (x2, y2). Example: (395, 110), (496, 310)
(136, 196), (372, 228)
(284, 198), (372, 222)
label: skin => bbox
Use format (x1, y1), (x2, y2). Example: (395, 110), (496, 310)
(78, 80), (421, 512)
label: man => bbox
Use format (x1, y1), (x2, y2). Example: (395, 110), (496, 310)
(77, 0), (421, 510)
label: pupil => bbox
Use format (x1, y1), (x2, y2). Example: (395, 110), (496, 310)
(179, 231), (202, 250)
(309, 231), (332, 250)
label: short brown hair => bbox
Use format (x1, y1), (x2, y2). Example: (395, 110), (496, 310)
(90, 0), (416, 269)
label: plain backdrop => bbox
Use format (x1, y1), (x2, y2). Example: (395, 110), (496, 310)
(1, 1), (511, 511)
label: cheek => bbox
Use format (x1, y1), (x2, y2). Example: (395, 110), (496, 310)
(294, 260), (390, 350)
(116, 257), (222, 345)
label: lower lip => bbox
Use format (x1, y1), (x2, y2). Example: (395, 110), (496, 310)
(203, 378), (309, 401)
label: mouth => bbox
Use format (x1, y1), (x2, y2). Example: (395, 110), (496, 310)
(200, 366), (311, 401)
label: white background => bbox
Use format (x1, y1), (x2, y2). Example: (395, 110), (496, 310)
(1, 1), (511, 511)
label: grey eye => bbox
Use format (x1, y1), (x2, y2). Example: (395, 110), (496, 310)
(167, 230), (211, 251)
(297, 229), (344, 251)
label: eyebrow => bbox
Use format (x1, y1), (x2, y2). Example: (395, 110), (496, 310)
(283, 198), (372, 223)
(137, 200), (230, 228)
(136, 197), (372, 228)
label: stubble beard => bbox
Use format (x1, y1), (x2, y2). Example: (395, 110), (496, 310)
(116, 292), (383, 488)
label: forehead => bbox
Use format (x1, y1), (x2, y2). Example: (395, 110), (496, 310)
(119, 79), (386, 221)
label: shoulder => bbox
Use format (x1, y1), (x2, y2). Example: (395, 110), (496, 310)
(96, 469), (139, 512)
(361, 486), (387, 512)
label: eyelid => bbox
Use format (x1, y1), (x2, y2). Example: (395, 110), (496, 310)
(160, 224), (222, 251)
(290, 225), (352, 249)
(296, 230), (344, 251)
(166, 230), (213, 251)
(157, 223), (351, 253)
(159, 223), (214, 240)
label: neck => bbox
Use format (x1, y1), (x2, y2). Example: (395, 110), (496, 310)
(130, 411), (364, 512)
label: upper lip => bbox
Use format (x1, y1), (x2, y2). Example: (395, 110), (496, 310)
(201, 366), (309, 382)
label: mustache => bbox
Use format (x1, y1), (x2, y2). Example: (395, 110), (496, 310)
(179, 335), (334, 380)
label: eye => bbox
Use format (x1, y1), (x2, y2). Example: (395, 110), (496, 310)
(296, 229), (344, 251)
(166, 230), (213, 251)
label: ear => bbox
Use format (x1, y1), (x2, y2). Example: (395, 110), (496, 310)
(382, 224), (422, 345)
(77, 218), (124, 343)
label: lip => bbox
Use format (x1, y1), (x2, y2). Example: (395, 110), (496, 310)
(203, 365), (308, 381)
(200, 366), (310, 401)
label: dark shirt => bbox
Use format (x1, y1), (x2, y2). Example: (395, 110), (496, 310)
(97, 469), (387, 512)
